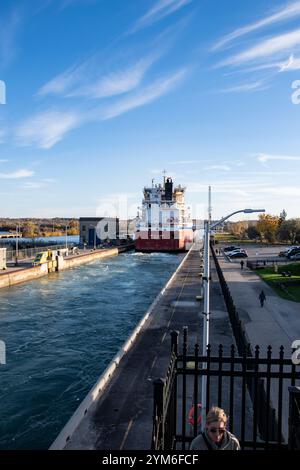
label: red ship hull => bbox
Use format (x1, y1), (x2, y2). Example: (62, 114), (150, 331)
(135, 230), (194, 252)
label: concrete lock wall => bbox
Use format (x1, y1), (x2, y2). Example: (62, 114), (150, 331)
(0, 263), (48, 289)
(60, 248), (119, 270)
(0, 247), (122, 290)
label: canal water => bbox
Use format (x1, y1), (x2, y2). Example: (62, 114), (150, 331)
(0, 251), (184, 449)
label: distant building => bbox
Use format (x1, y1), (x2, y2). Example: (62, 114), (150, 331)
(0, 231), (22, 239)
(79, 217), (120, 247)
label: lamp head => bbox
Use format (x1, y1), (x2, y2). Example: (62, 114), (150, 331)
(243, 209), (265, 214)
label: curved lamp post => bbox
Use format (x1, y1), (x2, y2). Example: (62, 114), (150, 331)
(200, 207), (265, 429)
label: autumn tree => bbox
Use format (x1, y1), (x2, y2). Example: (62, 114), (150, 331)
(256, 214), (280, 243)
(22, 221), (39, 237)
(227, 221), (249, 238)
(246, 225), (260, 240)
(278, 219), (300, 244)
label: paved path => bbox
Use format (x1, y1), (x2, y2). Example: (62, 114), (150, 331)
(217, 249), (300, 440)
(218, 253), (300, 353)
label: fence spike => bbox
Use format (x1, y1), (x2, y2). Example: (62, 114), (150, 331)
(279, 345), (284, 358)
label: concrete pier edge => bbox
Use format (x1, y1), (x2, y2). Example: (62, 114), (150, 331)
(50, 246), (193, 450)
(0, 245), (134, 290)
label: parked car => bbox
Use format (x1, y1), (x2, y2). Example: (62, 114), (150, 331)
(290, 252), (300, 260)
(279, 246), (299, 257)
(287, 247), (300, 259)
(229, 251), (248, 259)
(224, 246), (240, 252)
(227, 248), (246, 256)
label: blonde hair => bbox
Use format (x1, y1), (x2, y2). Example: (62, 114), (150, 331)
(206, 407), (228, 426)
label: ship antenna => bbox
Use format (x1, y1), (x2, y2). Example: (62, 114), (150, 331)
(163, 169), (167, 185)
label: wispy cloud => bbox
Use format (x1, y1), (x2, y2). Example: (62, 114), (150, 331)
(279, 53), (300, 71)
(220, 80), (270, 93)
(221, 27), (300, 67)
(19, 68), (187, 148)
(15, 109), (83, 149)
(22, 178), (56, 189)
(220, 80), (268, 93)
(68, 56), (159, 99)
(131, 0), (192, 33)
(223, 55), (300, 75)
(38, 52), (161, 100)
(101, 69), (187, 120)
(213, 1), (300, 50)
(37, 61), (90, 97)
(257, 153), (300, 163)
(0, 169), (34, 179)
(204, 164), (231, 171)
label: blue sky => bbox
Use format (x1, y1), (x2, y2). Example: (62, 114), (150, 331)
(1, 0), (300, 220)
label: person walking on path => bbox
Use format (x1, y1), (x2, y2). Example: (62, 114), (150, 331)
(259, 290), (266, 307)
(240, 260), (244, 270)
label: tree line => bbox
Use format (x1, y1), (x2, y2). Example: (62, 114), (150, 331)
(0, 218), (79, 238)
(225, 210), (300, 244)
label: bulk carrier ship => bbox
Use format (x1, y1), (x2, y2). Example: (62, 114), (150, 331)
(135, 176), (194, 252)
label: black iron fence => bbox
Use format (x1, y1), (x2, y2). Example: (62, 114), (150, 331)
(211, 243), (251, 356)
(288, 386), (300, 449)
(152, 329), (300, 450)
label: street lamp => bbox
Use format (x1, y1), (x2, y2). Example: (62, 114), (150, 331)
(15, 222), (20, 266)
(200, 206), (265, 429)
(65, 224), (68, 250)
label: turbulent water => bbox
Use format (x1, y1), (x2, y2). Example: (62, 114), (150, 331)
(0, 251), (183, 449)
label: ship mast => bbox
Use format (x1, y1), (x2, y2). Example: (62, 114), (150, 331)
(163, 169), (167, 186)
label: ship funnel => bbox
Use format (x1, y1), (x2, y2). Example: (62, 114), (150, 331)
(165, 177), (173, 201)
